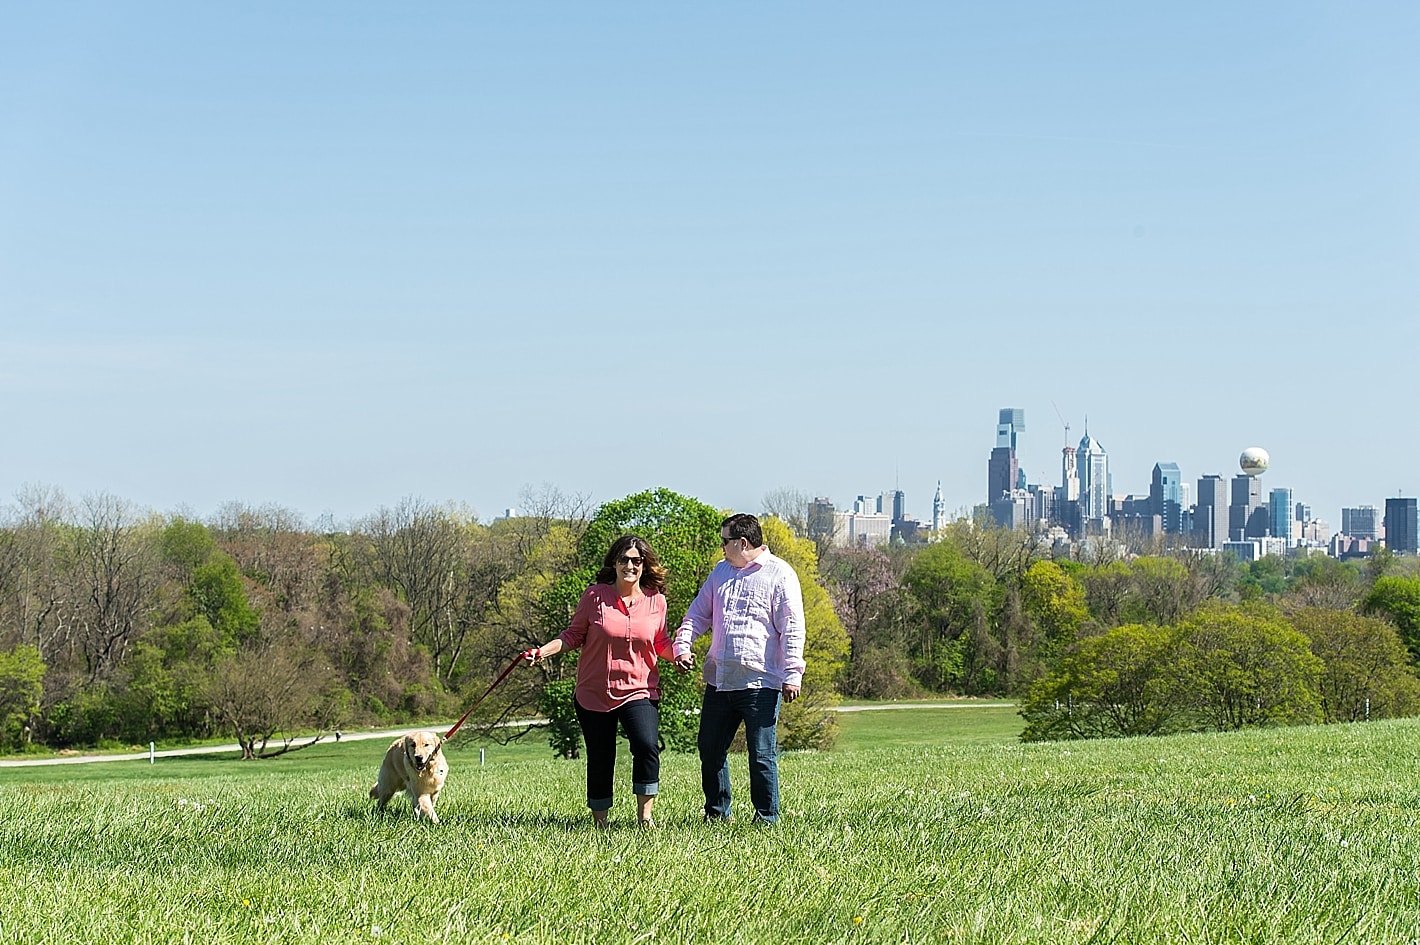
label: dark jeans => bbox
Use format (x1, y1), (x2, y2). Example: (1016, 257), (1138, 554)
(574, 697), (660, 811)
(698, 685), (781, 823)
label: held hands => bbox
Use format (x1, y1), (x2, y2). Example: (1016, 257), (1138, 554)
(673, 653), (696, 674)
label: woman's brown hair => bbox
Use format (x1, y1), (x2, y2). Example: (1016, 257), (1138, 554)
(594, 534), (667, 594)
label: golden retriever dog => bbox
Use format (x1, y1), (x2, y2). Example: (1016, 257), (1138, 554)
(370, 730), (449, 823)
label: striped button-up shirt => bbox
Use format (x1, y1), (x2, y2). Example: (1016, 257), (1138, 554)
(673, 549), (806, 691)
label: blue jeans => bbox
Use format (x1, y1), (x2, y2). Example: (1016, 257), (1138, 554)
(698, 686), (781, 823)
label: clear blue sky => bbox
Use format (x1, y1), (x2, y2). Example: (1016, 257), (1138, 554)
(3, 3), (1416, 528)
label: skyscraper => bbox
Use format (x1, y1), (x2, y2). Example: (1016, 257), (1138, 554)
(880, 489), (906, 523)
(1342, 506), (1380, 539)
(1194, 475), (1229, 549)
(1229, 474), (1267, 540)
(997, 408), (1025, 447)
(807, 497), (837, 548)
(1078, 425), (1108, 530)
(1385, 497), (1418, 554)
(1151, 462), (1183, 534)
(987, 408), (1025, 503)
(932, 481), (947, 533)
(1270, 488), (1294, 545)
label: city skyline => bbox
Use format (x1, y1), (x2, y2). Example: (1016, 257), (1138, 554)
(826, 405), (1411, 547)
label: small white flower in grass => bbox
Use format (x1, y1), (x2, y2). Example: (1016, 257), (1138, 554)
(370, 926), (382, 937)
(1340, 839), (1349, 848)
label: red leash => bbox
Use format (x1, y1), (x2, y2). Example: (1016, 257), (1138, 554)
(443, 655), (526, 741)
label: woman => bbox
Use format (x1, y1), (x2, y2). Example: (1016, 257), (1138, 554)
(523, 534), (673, 827)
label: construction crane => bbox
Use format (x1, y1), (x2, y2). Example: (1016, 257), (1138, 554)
(1051, 400), (1071, 447)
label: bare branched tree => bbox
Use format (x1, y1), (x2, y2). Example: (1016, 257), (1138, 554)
(60, 494), (159, 684)
(356, 497), (474, 686)
(210, 501), (321, 613)
(510, 483), (592, 558)
(205, 639), (333, 759)
(1, 485), (72, 659)
(761, 487), (812, 538)
(945, 518), (1047, 585)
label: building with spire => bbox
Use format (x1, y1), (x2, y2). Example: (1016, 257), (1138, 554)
(1077, 422), (1109, 533)
(932, 480), (947, 533)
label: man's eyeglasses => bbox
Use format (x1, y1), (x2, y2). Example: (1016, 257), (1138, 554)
(720, 536), (740, 547)
(617, 555), (643, 566)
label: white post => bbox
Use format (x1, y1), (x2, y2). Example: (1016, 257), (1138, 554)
(480, 748), (485, 766)
(149, 742), (155, 764)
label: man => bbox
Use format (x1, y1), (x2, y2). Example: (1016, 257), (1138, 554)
(673, 513), (806, 823)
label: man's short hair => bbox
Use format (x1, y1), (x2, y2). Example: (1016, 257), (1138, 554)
(721, 513), (763, 548)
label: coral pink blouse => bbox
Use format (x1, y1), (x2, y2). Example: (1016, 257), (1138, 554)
(559, 584), (674, 713)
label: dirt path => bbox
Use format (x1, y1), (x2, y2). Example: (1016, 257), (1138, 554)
(0, 727), (416, 768)
(0, 702), (1014, 767)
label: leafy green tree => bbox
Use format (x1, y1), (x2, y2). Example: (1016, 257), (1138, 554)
(1019, 560), (1087, 661)
(0, 645), (44, 750)
(1292, 608), (1420, 722)
(189, 556), (261, 644)
(1361, 575), (1420, 659)
(822, 544), (919, 698)
(533, 488), (723, 756)
(1019, 623), (1178, 741)
(1282, 554), (1363, 611)
(902, 541), (998, 691)
(761, 516), (848, 750)
(112, 613), (238, 741)
(1123, 556), (1202, 626)
(575, 488), (724, 620)
(1078, 560), (1135, 629)
(157, 518), (217, 575)
(1238, 556), (1288, 600)
(1172, 603), (1322, 730)
(537, 679), (581, 759)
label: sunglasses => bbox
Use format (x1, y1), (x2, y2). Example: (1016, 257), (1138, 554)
(617, 555), (643, 566)
(720, 535), (741, 546)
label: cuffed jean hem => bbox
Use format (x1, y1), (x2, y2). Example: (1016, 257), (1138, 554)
(587, 796), (614, 812)
(632, 782), (659, 795)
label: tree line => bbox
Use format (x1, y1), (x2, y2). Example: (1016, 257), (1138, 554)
(3, 483), (1419, 755)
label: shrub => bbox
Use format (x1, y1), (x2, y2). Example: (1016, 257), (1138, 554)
(1172, 603), (1322, 730)
(1291, 608), (1420, 722)
(1019, 623), (1178, 741)
(0, 646), (44, 751)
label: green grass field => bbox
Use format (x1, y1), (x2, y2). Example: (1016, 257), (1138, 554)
(3, 705), (1420, 943)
